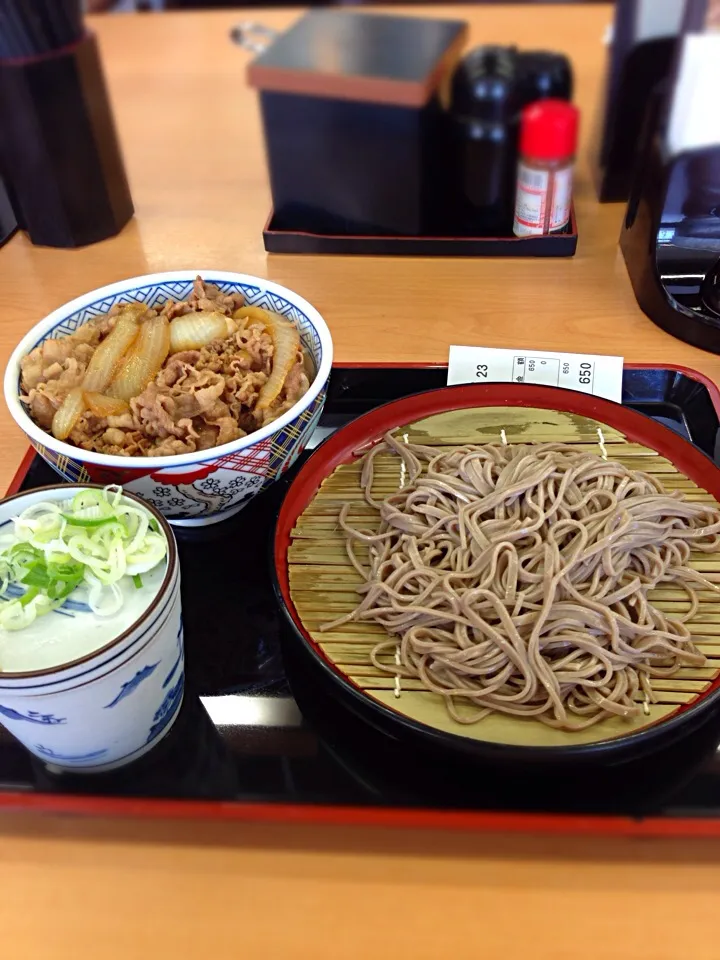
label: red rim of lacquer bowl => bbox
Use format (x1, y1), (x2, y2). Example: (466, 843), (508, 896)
(274, 382), (720, 759)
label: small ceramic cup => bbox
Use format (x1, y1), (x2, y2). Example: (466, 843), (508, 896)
(0, 485), (183, 773)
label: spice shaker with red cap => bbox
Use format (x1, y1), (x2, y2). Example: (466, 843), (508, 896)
(513, 99), (579, 237)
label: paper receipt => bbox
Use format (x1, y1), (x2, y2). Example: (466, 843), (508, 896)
(447, 345), (624, 403)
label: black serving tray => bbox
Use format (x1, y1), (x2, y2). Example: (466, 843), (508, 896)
(3, 362), (720, 836)
(263, 207), (578, 258)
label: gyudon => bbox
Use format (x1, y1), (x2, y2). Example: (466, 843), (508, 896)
(20, 277), (311, 457)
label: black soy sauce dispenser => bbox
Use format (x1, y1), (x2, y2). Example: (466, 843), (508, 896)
(446, 46), (518, 236)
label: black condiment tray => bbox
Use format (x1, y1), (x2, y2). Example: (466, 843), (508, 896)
(2, 362), (720, 837)
(263, 207), (578, 258)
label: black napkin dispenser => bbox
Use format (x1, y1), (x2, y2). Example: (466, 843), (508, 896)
(248, 11), (468, 237)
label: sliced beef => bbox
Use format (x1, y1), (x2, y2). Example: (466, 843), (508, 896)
(188, 276), (245, 316)
(159, 300), (192, 321)
(20, 276), (309, 457)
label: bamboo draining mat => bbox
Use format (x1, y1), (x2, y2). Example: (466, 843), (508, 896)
(288, 406), (720, 747)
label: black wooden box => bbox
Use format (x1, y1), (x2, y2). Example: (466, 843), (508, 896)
(248, 11), (467, 237)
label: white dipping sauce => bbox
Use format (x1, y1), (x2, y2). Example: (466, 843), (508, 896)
(0, 561), (167, 673)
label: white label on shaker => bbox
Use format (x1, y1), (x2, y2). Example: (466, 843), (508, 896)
(513, 163), (549, 236)
(447, 345), (624, 403)
(549, 166), (573, 231)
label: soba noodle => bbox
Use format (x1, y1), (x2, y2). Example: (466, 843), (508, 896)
(321, 433), (720, 730)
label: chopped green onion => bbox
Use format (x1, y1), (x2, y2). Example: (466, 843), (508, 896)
(19, 563), (52, 588)
(48, 561), (83, 578)
(9, 543), (42, 565)
(60, 514), (119, 529)
(0, 486), (167, 631)
(19, 586), (39, 607)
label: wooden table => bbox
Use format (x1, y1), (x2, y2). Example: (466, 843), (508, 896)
(3, 6), (720, 959)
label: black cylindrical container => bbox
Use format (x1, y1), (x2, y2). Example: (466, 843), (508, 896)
(515, 50), (573, 106)
(0, 32), (134, 248)
(446, 46), (519, 236)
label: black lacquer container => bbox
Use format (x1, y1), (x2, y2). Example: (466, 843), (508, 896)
(248, 11), (467, 237)
(0, 30), (134, 248)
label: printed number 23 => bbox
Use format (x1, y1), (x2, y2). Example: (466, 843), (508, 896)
(476, 365), (488, 379)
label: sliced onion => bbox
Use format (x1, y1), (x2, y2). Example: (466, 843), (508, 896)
(0, 594), (54, 631)
(115, 303), (149, 322)
(86, 574), (124, 617)
(232, 305), (271, 328)
(51, 386), (86, 441)
(169, 311), (228, 353)
(255, 312), (301, 411)
(125, 532), (168, 575)
(84, 392), (130, 417)
(107, 317), (170, 401)
(82, 314), (140, 393)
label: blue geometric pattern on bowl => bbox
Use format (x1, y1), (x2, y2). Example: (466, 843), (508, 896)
(147, 670), (184, 744)
(35, 745), (108, 762)
(20, 277), (329, 521)
(0, 705), (66, 724)
(104, 661), (160, 709)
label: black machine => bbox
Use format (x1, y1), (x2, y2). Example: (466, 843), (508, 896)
(591, 0), (687, 203)
(620, 12), (720, 354)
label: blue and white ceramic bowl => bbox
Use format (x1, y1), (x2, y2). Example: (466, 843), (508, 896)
(4, 271), (333, 526)
(0, 485), (183, 773)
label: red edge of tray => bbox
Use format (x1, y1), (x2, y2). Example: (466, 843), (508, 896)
(4, 361), (720, 839)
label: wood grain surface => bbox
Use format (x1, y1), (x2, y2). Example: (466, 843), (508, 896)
(2, 3), (720, 498)
(3, 6), (720, 960)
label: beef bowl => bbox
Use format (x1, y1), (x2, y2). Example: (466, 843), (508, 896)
(4, 271), (333, 525)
